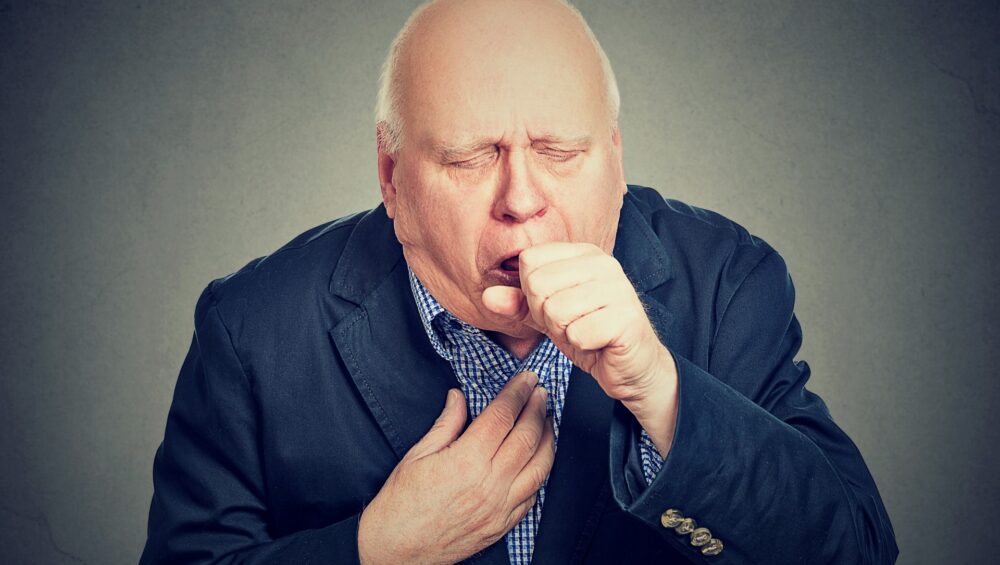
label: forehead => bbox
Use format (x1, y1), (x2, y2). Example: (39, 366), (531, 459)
(398, 2), (608, 147)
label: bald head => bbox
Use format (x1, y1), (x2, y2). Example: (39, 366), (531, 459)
(375, 0), (620, 154)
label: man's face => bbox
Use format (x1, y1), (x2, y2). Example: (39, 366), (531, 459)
(378, 1), (626, 338)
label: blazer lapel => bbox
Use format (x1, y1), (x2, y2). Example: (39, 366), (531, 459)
(329, 263), (460, 459)
(530, 365), (615, 563)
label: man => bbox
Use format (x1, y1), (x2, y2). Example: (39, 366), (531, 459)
(141, 0), (898, 563)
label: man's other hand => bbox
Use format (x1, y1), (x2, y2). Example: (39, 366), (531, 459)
(357, 371), (555, 565)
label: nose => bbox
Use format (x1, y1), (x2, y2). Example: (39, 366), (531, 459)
(492, 149), (548, 223)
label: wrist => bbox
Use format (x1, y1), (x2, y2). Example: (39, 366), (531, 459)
(358, 503), (396, 565)
(357, 507), (376, 564)
(621, 347), (678, 457)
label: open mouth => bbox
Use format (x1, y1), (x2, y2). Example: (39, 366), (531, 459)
(500, 256), (520, 273)
(488, 254), (522, 287)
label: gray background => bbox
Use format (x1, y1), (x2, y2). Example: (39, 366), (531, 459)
(1, 1), (997, 563)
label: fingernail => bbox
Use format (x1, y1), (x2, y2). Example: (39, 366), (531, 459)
(523, 371), (538, 387)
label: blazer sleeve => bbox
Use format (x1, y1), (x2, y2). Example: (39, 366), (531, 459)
(609, 249), (899, 564)
(140, 284), (363, 564)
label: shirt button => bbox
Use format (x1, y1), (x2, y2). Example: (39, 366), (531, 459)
(701, 538), (724, 556)
(660, 509), (684, 528)
(675, 517), (697, 535)
(689, 527), (712, 547)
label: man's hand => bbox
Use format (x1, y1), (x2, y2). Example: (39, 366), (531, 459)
(482, 242), (679, 457)
(357, 371), (555, 565)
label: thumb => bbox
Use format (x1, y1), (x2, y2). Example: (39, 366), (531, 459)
(406, 388), (467, 460)
(482, 285), (529, 320)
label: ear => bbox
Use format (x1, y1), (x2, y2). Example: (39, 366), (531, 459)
(611, 125), (627, 196)
(376, 123), (399, 219)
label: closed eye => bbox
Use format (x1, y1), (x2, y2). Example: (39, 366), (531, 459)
(445, 145), (497, 169)
(449, 151), (497, 169)
(538, 150), (580, 162)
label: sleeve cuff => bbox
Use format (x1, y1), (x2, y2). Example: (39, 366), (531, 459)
(608, 350), (858, 562)
(638, 428), (665, 486)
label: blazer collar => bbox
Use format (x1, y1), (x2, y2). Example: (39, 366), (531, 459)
(327, 203), (404, 305)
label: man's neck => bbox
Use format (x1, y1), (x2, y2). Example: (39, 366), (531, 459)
(487, 331), (545, 362)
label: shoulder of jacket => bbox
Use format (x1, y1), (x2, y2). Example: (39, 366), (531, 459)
(193, 207), (372, 325)
(626, 184), (777, 276)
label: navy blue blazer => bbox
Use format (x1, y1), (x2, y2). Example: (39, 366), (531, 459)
(141, 185), (898, 564)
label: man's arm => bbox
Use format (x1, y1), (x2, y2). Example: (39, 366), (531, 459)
(140, 285), (364, 564)
(610, 250), (899, 564)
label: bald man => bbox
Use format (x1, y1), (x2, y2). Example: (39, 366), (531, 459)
(140, 1), (898, 563)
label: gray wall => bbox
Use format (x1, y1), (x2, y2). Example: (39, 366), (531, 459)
(1, 1), (997, 563)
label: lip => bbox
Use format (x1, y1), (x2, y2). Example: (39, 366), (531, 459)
(492, 247), (526, 270)
(486, 267), (521, 288)
(484, 246), (526, 287)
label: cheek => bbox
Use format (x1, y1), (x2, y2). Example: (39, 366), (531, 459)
(558, 158), (622, 234)
(395, 176), (489, 267)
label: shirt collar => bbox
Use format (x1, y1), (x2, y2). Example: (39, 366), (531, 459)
(406, 266), (454, 358)
(406, 265), (565, 378)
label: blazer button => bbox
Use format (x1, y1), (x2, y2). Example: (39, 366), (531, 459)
(701, 538), (724, 556)
(660, 509), (684, 529)
(675, 517), (697, 535)
(689, 527), (712, 547)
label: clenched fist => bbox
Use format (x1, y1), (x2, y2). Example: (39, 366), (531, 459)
(357, 371), (555, 564)
(481, 242), (679, 457)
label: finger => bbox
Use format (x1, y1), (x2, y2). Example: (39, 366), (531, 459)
(457, 371), (538, 457)
(565, 304), (641, 352)
(481, 285), (526, 318)
(519, 242), (598, 280)
(481, 286), (542, 332)
(521, 253), (619, 305)
(539, 280), (617, 334)
(405, 388), (468, 461)
(521, 256), (623, 333)
(503, 493), (537, 533)
(508, 416), (556, 504)
(492, 385), (547, 478)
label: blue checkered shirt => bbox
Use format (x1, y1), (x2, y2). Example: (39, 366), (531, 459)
(407, 266), (665, 564)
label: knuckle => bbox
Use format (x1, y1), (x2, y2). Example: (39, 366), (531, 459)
(489, 401), (519, 431)
(564, 322), (583, 347)
(628, 305), (648, 327)
(524, 272), (548, 299)
(540, 297), (563, 328)
(511, 427), (539, 457)
(602, 254), (624, 275)
(530, 466), (547, 492)
(521, 495), (537, 518)
(503, 498), (534, 531)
